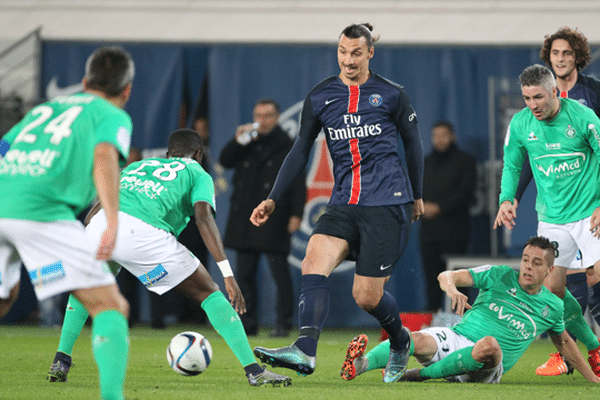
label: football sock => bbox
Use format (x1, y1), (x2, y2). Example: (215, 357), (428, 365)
(566, 272), (588, 312)
(201, 291), (256, 367)
(589, 282), (600, 326)
(419, 346), (483, 379)
(91, 310), (129, 400)
(563, 289), (600, 351)
(368, 291), (409, 352)
(365, 339), (391, 370)
(363, 335), (415, 371)
(57, 294), (89, 356)
(243, 363), (264, 376)
(294, 274), (329, 357)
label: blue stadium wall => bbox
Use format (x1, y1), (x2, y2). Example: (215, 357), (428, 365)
(8, 41), (599, 327)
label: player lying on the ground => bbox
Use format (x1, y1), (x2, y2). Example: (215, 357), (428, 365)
(47, 129), (291, 387)
(340, 236), (600, 383)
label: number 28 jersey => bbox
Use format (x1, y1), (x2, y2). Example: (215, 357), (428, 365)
(0, 93), (132, 221)
(119, 157), (215, 237)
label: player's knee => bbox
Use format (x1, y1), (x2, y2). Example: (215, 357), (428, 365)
(587, 267), (600, 286)
(474, 336), (501, 362)
(352, 289), (378, 311)
(117, 295), (130, 319)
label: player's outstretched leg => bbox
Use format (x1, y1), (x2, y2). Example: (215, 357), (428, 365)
(340, 334), (369, 381)
(48, 294), (90, 382)
(253, 274), (328, 376)
(201, 290), (292, 386)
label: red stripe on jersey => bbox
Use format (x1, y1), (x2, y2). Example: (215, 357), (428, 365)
(348, 85), (359, 113)
(348, 138), (361, 204)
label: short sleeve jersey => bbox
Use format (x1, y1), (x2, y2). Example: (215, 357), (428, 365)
(452, 265), (564, 373)
(0, 93), (132, 221)
(499, 98), (600, 223)
(299, 74), (421, 206)
(119, 157), (215, 236)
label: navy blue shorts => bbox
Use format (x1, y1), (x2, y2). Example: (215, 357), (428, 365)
(312, 203), (412, 277)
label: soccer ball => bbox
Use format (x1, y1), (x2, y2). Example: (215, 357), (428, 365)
(166, 331), (213, 376)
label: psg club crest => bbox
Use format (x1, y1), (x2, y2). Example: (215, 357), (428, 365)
(369, 94), (383, 107)
(280, 101), (356, 273)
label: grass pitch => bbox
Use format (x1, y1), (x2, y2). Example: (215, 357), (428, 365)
(0, 325), (599, 399)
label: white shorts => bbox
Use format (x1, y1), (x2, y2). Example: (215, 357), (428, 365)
(419, 327), (504, 383)
(538, 216), (600, 269)
(0, 218), (115, 301)
(86, 210), (200, 295)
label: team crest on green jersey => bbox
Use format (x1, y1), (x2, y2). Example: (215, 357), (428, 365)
(541, 305), (550, 318)
(565, 125), (576, 139)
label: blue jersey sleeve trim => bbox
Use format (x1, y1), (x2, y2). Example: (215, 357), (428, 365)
(267, 134), (312, 203)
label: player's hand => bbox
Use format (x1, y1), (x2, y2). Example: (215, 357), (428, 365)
(96, 225), (117, 260)
(590, 207), (600, 238)
(412, 199), (424, 222)
(250, 199), (275, 227)
(447, 289), (471, 317)
(224, 276), (246, 314)
(494, 200), (517, 230)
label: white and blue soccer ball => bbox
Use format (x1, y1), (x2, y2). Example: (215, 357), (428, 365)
(166, 331), (213, 376)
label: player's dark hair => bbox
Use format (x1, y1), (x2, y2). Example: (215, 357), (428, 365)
(84, 46), (135, 97)
(540, 27), (591, 71)
(432, 120), (455, 134)
(519, 64), (556, 94)
(524, 236), (556, 264)
(168, 129), (204, 158)
(340, 23), (379, 48)
(254, 98), (280, 113)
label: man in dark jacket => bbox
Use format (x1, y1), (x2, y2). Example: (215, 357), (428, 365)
(420, 121), (477, 312)
(220, 99), (306, 337)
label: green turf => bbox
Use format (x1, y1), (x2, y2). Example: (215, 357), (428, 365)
(0, 325), (598, 399)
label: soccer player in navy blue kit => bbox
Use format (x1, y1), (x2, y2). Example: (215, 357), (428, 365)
(250, 23), (424, 382)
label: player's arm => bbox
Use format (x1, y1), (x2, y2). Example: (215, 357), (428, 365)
(193, 201), (246, 314)
(250, 96), (319, 227)
(93, 142), (120, 260)
(583, 112), (600, 237)
(514, 154), (533, 205)
(438, 269), (473, 316)
(550, 330), (600, 383)
(495, 124), (526, 230)
(394, 90), (424, 222)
